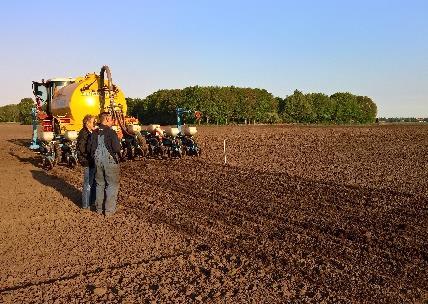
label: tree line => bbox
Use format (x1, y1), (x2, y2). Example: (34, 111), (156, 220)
(378, 117), (428, 123)
(0, 98), (33, 124)
(1, 88), (378, 125)
(126, 87), (378, 125)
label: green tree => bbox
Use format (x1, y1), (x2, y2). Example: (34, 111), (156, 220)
(306, 93), (334, 123)
(283, 90), (316, 123)
(276, 97), (285, 114)
(330, 92), (361, 123)
(18, 98), (34, 125)
(356, 95), (377, 123)
(125, 97), (136, 117)
(0, 104), (19, 122)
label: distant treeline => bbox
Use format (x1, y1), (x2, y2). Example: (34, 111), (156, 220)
(126, 87), (378, 125)
(2, 88), (379, 126)
(378, 117), (428, 123)
(0, 98), (33, 124)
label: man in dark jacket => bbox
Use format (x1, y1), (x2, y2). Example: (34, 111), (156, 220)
(87, 112), (121, 216)
(76, 114), (96, 209)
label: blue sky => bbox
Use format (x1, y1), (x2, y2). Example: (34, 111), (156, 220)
(0, 0), (427, 117)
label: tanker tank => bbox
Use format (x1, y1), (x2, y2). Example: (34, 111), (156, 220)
(50, 73), (128, 133)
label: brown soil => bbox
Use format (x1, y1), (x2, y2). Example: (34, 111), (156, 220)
(0, 123), (427, 303)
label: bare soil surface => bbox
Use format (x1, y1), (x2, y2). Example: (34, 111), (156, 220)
(0, 123), (427, 303)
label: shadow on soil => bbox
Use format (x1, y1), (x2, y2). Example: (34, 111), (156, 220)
(0, 250), (191, 294)
(9, 152), (43, 168)
(30, 170), (81, 208)
(7, 138), (31, 148)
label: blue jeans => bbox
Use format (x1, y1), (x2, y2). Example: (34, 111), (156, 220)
(95, 156), (120, 215)
(82, 166), (96, 208)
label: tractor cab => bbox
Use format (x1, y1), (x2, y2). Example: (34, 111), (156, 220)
(32, 78), (74, 113)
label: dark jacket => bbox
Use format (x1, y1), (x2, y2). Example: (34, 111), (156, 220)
(87, 124), (121, 163)
(76, 127), (92, 167)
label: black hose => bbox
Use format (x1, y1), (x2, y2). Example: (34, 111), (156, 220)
(99, 65), (113, 110)
(99, 65), (134, 137)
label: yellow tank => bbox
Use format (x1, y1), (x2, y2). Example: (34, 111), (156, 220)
(50, 73), (128, 133)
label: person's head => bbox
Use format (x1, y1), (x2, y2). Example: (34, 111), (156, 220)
(82, 114), (96, 131)
(99, 112), (113, 127)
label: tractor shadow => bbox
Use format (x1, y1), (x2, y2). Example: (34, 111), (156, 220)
(7, 138), (31, 148)
(9, 152), (43, 168)
(30, 170), (81, 208)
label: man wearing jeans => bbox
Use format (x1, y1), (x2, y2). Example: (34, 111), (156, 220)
(76, 114), (96, 209)
(87, 112), (121, 216)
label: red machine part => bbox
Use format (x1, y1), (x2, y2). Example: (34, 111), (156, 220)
(42, 119), (53, 132)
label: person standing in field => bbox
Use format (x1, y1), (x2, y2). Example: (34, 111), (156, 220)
(76, 114), (96, 209)
(87, 112), (121, 216)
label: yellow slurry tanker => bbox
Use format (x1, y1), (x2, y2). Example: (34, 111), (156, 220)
(32, 65), (142, 168)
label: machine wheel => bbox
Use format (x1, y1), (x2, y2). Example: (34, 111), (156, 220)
(68, 156), (77, 168)
(134, 147), (144, 159)
(160, 146), (167, 159)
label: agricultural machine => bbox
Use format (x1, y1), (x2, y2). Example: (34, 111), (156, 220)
(176, 108), (202, 157)
(31, 65), (141, 168)
(143, 108), (202, 159)
(31, 66), (201, 168)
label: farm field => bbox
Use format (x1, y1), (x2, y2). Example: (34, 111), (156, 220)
(0, 123), (427, 303)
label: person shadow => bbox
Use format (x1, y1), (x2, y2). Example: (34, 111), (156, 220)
(30, 169), (81, 208)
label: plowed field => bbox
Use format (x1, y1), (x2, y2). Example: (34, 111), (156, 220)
(0, 124), (427, 303)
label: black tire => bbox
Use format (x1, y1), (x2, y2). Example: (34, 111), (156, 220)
(68, 156), (77, 168)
